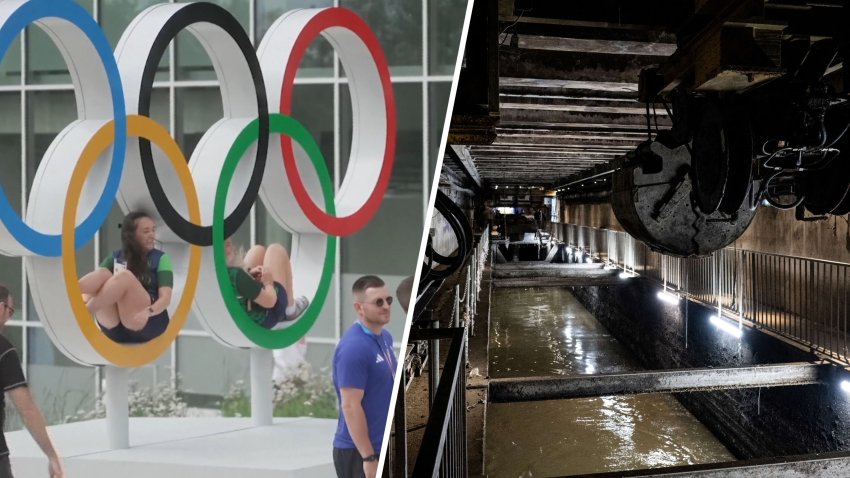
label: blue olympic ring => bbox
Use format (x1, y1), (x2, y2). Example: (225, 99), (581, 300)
(0, 0), (125, 256)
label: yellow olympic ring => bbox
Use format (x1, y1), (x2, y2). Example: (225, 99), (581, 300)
(61, 115), (202, 367)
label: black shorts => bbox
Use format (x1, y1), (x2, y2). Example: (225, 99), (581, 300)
(260, 281), (289, 329)
(100, 312), (169, 343)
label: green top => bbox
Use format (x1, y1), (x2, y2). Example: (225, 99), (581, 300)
(100, 253), (174, 288)
(227, 266), (267, 325)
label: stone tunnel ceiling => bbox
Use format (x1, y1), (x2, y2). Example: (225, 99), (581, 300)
(457, 1), (679, 187)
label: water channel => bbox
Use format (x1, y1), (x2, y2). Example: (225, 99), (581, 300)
(486, 287), (734, 477)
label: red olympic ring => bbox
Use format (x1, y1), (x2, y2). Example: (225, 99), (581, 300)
(280, 8), (396, 237)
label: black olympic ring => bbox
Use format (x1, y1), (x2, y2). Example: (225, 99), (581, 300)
(135, 2), (269, 246)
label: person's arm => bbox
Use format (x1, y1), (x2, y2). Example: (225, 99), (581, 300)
(148, 287), (172, 316)
(340, 387), (378, 478)
(131, 286), (171, 330)
(238, 267), (276, 308)
(149, 253), (175, 315)
(7, 387), (63, 478)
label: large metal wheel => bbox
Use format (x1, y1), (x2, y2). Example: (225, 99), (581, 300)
(691, 100), (727, 214)
(611, 140), (757, 257)
(691, 100), (754, 215)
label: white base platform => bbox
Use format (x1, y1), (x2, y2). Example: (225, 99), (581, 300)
(6, 417), (337, 477)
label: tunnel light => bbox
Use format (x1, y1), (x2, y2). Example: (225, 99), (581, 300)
(656, 290), (680, 305)
(710, 315), (743, 339)
(619, 271), (632, 279)
(841, 380), (850, 393)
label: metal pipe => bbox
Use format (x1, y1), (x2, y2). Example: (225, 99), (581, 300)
(466, 264), (471, 324)
(428, 320), (440, 410)
(453, 284), (461, 327)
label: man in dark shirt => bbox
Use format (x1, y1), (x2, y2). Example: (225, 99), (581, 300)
(0, 284), (63, 478)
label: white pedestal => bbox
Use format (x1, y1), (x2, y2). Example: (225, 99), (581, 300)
(105, 366), (129, 449)
(251, 348), (274, 426)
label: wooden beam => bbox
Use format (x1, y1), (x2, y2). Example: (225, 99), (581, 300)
(502, 18), (677, 45)
(500, 94), (641, 107)
(498, 34), (678, 56)
(500, 48), (668, 83)
(474, 147), (634, 156)
(500, 1), (690, 29)
(500, 77), (639, 93)
(500, 108), (672, 128)
(504, 122), (650, 134)
(473, 144), (634, 153)
(657, 0), (785, 92)
(493, 131), (645, 148)
(448, 114), (498, 145)
(501, 102), (666, 116)
(445, 145), (483, 191)
(496, 126), (648, 137)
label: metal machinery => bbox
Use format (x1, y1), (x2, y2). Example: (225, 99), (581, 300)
(404, 188), (473, 391)
(448, 0), (850, 258)
(614, 0), (850, 256)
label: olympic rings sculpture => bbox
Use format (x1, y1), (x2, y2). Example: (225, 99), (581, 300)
(4, 0), (395, 367)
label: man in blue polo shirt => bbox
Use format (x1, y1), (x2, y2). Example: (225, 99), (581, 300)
(333, 275), (397, 478)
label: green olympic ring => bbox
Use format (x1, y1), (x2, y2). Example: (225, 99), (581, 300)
(213, 113), (336, 349)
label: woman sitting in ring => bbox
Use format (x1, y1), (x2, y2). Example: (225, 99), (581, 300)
(225, 238), (309, 328)
(79, 211), (172, 343)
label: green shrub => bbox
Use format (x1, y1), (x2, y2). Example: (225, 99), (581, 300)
(221, 364), (338, 419)
(64, 381), (188, 423)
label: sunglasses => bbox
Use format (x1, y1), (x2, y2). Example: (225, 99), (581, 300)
(362, 296), (393, 308)
(2, 303), (14, 317)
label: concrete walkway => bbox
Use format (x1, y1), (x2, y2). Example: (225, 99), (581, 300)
(7, 417), (336, 477)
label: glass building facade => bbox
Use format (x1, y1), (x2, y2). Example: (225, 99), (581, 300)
(0, 0), (466, 425)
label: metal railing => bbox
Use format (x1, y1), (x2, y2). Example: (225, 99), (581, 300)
(563, 224), (850, 362)
(386, 230), (488, 477)
(386, 328), (468, 478)
(451, 225), (489, 329)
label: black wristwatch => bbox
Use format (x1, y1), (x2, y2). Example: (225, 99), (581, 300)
(362, 454), (379, 463)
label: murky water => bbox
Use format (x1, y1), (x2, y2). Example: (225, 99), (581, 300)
(486, 287), (734, 477)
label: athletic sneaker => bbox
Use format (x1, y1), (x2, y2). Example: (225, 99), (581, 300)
(284, 295), (310, 321)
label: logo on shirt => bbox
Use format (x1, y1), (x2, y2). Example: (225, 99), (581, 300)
(375, 354), (385, 364)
